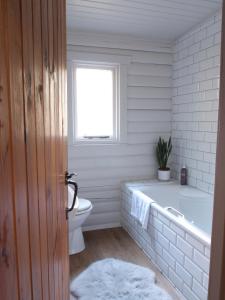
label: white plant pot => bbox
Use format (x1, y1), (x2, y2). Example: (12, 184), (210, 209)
(158, 169), (171, 181)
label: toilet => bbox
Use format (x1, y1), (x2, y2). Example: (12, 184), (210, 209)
(68, 186), (93, 255)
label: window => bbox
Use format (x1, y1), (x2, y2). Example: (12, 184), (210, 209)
(68, 50), (130, 145)
(74, 63), (119, 142)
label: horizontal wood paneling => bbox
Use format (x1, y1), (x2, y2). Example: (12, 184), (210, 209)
(85, 212), (121, 228)
(91, 201), (121, 214)
(128, 86), (171, 99)
(128, 121), (171, 133)
(67, 35), (172, 53)
(128, 75), (171, 87)
(75, 165), (157, 180)
(128, 63), (171, 77)
(71, 155), (154, 170)
(68, 40), (172, 229)
(127, 110), (171, 122)
(69, 144), (154, 158)
(128, 99), (171, 110)
(78, 188), (120, 199)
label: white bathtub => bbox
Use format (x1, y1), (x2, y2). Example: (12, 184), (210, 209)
(139, 182), (213, 237)
(121, 180), (212, 300)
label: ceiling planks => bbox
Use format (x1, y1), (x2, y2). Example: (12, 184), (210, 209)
(67, 0), (222, 41)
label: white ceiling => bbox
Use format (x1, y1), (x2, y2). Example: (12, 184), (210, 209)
(66, 0), (222, 42)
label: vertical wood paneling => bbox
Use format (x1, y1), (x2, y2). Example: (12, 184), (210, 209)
(56, 0), (69, 298)
(0, 1), (19, 299)
(21, 0), (42, 298)
(5, 0), (33, 298)
(60, 0), (70, 298)
(41, 0), (55, 298)
(0, 0), (69, 299)
(48, 0), (60, 298)
(33, 0), (50, 298)
(53, 0), (61, 299)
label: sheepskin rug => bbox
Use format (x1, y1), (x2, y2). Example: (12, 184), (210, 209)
(70, 258), (172, 300)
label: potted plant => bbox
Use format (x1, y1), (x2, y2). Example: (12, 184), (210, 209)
(156, 137), (172, 181)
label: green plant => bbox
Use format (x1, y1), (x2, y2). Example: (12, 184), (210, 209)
(156, 137), (172, 170)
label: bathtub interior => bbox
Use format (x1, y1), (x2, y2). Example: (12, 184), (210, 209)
(135, 181), (213, 236)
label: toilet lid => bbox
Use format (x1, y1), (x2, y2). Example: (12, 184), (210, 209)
(77, 198), (92, 214)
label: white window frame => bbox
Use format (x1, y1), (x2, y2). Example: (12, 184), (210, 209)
(67, 50), (130, 145)
(74, 62), (119, 142)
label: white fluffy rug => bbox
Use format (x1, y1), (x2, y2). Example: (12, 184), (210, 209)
(70, 258), (172, 300)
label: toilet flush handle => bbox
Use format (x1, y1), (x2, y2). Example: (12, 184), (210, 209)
(65, 172), (78, 219)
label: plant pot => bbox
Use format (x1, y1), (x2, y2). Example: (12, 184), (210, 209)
(158, 169), (171, 181)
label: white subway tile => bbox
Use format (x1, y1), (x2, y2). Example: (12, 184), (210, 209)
(163, 225), (177, 244)
(183, 284), (199, 300)
(193, 249), (210, 273)
(192, 279), (208, 300)
(172, 11), (220, 197)
(205, 247), (211, 259)
(169, 268), (183, 291)
(186, 234), (204, 253)
(151, 218), (163, 232)
(170, 243), (184, 264)
(154, 241), (163, 256)
(203, 273), (209, 289)
(157, 232), (170, 250)
(158, 213), (170, 226)
(163, 249), (176, 269)
(176, 263), (192, 287)
(201, 36), (214, 50)
(156, 254), (169, 276)
(170, 222), (185, 238)
(177, 236), (193, 258)
(184, 257), (202, 282)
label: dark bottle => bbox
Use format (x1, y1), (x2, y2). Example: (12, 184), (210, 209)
(180, 166), (187, 185)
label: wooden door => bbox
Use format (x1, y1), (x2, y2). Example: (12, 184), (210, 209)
(208, 1), (225, 299)
(0, 0), (69, 299)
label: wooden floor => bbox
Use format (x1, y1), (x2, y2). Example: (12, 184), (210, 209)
(70, 227), (181, 299)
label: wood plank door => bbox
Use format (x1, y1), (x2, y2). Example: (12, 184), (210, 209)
(208, 1), (225, 299)
(0, 0), (69, 299)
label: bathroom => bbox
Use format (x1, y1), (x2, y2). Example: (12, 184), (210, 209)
(67, 1), (222, 299)
(1, 0), (224, 300)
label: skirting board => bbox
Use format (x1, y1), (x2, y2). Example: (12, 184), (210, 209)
(83, 223), (121, 232)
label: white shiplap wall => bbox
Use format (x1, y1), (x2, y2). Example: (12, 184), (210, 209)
(172, 12), (221, 194)
(67, 33), (172, 229)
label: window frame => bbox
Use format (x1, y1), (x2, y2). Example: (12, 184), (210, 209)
(67, 50), (130, 146)
(73, 62), (119, 143)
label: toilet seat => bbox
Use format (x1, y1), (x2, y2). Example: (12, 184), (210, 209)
(76, 198), (92, 215)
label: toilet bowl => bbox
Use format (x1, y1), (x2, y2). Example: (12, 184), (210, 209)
(68, 186), (92, 255)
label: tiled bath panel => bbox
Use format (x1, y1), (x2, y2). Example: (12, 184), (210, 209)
(121, 183), (210, 300)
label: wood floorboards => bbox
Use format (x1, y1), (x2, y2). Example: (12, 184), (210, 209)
(70, 227), (181, 299)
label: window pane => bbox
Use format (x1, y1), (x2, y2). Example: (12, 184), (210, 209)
(76, 67), (114, 139)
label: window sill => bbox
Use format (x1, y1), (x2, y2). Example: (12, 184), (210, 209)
(69, 139), (127, 147)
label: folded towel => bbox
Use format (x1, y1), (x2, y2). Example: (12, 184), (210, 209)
(131, 190), (155, 230)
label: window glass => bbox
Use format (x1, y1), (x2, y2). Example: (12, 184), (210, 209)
(75, 66), (115, 140)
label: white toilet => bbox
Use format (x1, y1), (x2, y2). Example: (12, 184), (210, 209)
(68, 186), (93, 255)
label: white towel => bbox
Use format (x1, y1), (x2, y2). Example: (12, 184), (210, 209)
(131, 190), (154, 230)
